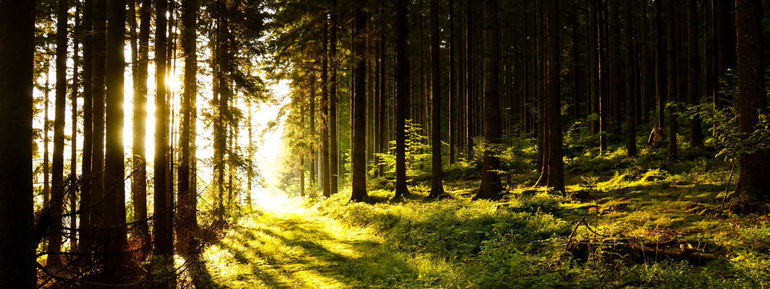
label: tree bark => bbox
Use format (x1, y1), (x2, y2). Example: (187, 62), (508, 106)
(394, 0), (411, 199)
(91, 0), (107, 248)
(177, 0), (199, 258)
(735, 0), (770, 201)
(104, 0), (129, 280)
(329, 0), (339, 196)
(152, 0), (175, 287)
(321, 16), (331, 197)
(48, 0), (69, 268)
(476, 0), (503, 200)
(131, 0), (151, 254)
(545, 0), (565, 191)
(79, 0), (94, 254)
(429, 0), (445, 199)
(625, 0), (638, 157)
(351, 0), (368, 202)
(0, 0), (36, 286)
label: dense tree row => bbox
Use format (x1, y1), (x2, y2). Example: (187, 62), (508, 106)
(275, 0), (769, 204)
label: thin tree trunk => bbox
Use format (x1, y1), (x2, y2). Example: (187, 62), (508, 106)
(152, 0), (175, 287)
(321, 16), (331, 197)
(48, 0), (69, 268)
(329, 0), (339, 196)
(545, 0), (565, 191)
(131, 0), (151, 254)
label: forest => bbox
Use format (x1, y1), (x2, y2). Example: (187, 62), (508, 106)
(1, 0), (770, 288)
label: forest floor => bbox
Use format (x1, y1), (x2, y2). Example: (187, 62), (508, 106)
(201, 146), (770, 289)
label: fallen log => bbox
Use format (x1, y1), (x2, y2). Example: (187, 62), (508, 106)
(568, 240), (716, 266)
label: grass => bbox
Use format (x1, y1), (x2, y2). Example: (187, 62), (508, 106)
(203, 144), (770, 288)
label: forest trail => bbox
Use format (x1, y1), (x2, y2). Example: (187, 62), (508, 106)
(201, 191), (418, 289)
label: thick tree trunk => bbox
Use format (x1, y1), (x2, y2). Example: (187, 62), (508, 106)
(79, 0), (94, 254)
(177, 0), (199, 258)
(0, 0), (36, 287)
(91, 0), (107, 248)
(655, 0), (667, 130)
(394, 0), (411, 199)
(625, 0), (638, 157)
(429, 0), (445, 199)
(152, 0), (175, 287)
(104, 0), (129, 281)
(48, 0), (69, 268)
(351, 1), (368, 202)
(687, 0), (703, 147)
(735, 0), (770, 201)
(666, 0), (679, 162)
(476, 0), (503, 200)
(545, 0), (565, 191)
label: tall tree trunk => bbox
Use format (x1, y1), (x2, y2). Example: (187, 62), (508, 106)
(44, 52), (51, 209)
(0, 0), (36, 286)
(79, 0), (94, 254)
(132, 0), (151, 254)
(625, 0), (638, 156)
(448, 0), (456, 164)
(655, 0), (667, 130)
(320, 17), (331, 197)
(177, 0), (199, 258)
(545, 0), (565, 191)
(666, 0), (679, 161)
(70, 3), (81, 252)
(309, 75), (316, 186)
(48, 0), (69, 268)
(465, 0), (475, 157)
(394, 0), (411, 199)
(735, 0), (770, 201)
(351, 0), (368, 202)
(476, 0), (503, 200)
(329, 0), (339, 196)
(687, 0), (703, 147)
(596, 3), (609, 154)
(91, 0), (107, 248)
(104, 0), (128, 281)
(152, 0), (175, 287)
(716, 0), (736, 108)
(428, 0), (445, 198)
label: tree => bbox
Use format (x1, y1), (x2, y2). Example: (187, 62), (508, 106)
(394, 0), (411, 200)
(321, 16), (331, 197)
(625, 0), (637, 157)
(0, 0), (36, 287)
(47, 0), (69, 268)
(152, 0), (175, 287)
(79, 0), (94, 254)
(103, 0), (129, 280)
(545, 0), (565, 191)
(476, 0), (503, 200)
(91, 0), (107, 248)
(350, 0), (368, 202)
(131, 0), (151, 253)
(178, 0), (200, 258)
(329, 0), (339, 196)
(428, 0), (445, 199)
(666, 0), (678, 162)
(686, 0), (702, 147)
(735, 0), (770, 201)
